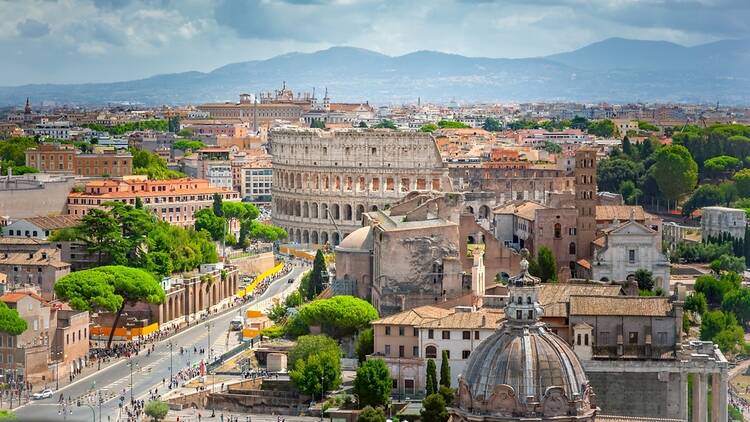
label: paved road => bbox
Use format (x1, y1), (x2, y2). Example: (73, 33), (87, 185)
(14, 264), (307, 422)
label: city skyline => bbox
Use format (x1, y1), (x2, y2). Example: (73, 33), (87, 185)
(0, 0), (748, 86)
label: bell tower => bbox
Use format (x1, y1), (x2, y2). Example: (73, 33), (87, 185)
(575, 147), (597, 259)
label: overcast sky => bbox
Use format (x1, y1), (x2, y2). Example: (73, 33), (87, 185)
(0, 0), (747, 86)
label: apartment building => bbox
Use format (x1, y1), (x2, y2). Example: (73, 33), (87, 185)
(66, 176), (240, 227)
(25, 143), (133, 177)
(0, 247), (70, 301)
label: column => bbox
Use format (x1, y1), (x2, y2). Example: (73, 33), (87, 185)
(679, 372), (689, 421)
(712, 372), (728, 422)
(692, 373), (707, 422)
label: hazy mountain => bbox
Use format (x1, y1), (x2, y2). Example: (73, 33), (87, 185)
(0, 38), (747, 106)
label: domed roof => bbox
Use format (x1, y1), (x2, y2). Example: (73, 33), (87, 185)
(453, 250), (597, 421)
(336, 226), (373, 251)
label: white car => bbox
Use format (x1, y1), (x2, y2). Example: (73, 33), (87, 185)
(32, 389), (54, 400)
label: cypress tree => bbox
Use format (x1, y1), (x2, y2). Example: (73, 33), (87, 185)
(439, 350), (451, 388)
(426, 359), (437, 395)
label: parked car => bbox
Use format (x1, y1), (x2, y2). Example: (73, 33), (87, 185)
(32, 389), (54, 400)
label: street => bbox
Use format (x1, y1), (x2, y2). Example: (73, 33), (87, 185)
(14, 264), (307, 422)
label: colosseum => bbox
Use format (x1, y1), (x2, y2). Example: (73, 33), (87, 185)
(271, 128), (450, 246)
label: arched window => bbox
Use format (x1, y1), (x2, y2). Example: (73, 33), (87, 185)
(554, 223), (562, 239)
(569, 242), (576, 255)
(425, 346), (437, 359)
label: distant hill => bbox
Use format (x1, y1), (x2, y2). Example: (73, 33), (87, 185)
(0, 37), (747, 106)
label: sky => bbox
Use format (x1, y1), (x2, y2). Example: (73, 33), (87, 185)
(0, 0), (747, 86)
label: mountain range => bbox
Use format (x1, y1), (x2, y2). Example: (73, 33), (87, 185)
(1, 37), (748, 106)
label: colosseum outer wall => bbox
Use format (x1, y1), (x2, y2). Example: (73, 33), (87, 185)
(270, 128), (451, 246)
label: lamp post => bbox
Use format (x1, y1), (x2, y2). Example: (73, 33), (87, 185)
(168, 341), (173, 383)
(128, 359), (137, 403)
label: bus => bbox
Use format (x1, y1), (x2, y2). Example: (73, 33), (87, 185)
(229, 316), (244, 331)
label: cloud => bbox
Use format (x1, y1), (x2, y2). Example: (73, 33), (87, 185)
(16, 19), (50, 38)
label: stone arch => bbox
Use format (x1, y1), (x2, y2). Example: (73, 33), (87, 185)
(295, 200), (301, 217)
(479, 205), (490, 219)
(295, 229), (301, 243)
(331, 203), (340, 220)
(370, 205), (378, 212)
(311, 231), (319, 245)
(321, 231), (329, 245)
(302, 201), (309, 218)
(356, 204), (365, 221)
(311, 202), (319, 219)
(322, 175), (329, 191)
(425, 345), (437, 359)
(343, 204), (353, 220)
(295, 173), (302, 189)
(313, 174), (319, 190)
(332, 232), (340, 246)
(334, 176), (341, 190)
(302, 230), (310, 244)
(465, 206), (475, 215)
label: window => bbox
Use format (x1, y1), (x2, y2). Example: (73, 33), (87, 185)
(425, 346), (437, 359)
(554, 223), (562, 239)
(428, 329), (434, 339)
(516, 310), (522, 320)
(413, 328), (418, 337)
(600, 331), (609, 345)
(413, 346), (419, 357)
(385, 326), (391, 335)
(442, 330), (450, 340)
(628, 332), (638, 344)
(398, 327), (405, 336)
(384, 344), (391, 356)
(584, 333), (589, 346)
(33, 320), (38, 331)
(577, 334), (581, 346)
(462, 350), (471, 359)
(462, 331), (470, 340)
(474, 331), (479, 340)
(392, 379), (397, 389)
(399, 345), (405, 358)
(628, 249), (636, 264)
(569, 242), (576, 255)
(568, 227), (577, 235)
(527, 310), (534, 320)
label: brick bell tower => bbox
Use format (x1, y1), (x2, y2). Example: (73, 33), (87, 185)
(575, 147), (598, 259)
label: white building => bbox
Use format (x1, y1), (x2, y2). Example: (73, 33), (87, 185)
(587, 219), (671, 291)
(33, 121), (73, 140)
(204, 164), (233, 189)
(241, 167), (273, 203)
(1, 215), (82, 240)
(701, 206), (747, 241)
(417, 307), (501, 388)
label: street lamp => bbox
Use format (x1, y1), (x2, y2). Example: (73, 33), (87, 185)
(128, 359), (138, 403)
(168, 341), (174, 384)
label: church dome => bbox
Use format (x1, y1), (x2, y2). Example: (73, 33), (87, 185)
(336, 226), (373, 252)
(453, 251), (597, 421)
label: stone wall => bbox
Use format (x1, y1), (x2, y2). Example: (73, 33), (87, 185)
(0, 176), (78, 219)
(586, 371), (684, 419)
(229, 252), (275, 275)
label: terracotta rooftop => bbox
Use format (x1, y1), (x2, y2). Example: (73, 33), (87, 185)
(372, 306), (452, 326)
(539, 283), (622, 317)
(569, 295), (672, 317)
(492, 201), (546, 221)
(0, 291), (47, 304)
(418, 309), (504, 330)
(20, 215), (82, 230)
(596, 205), (651, 221)
(0, 249), (69, 269)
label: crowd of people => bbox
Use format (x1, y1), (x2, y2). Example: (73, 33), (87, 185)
(251, 264), (294, 297)
(122, 398), (146, 422)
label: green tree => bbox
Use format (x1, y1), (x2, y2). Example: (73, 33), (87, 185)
(144, 400), (169, 421)
(710, 254), (746, 274)
(537, 246), (557, 282)
(176, 129), (193, 137)
(54, 266), (165, 347)
(374, 120), (397, 129)
(0, 409), (14, 419)
(420, 124), (438, 133)
(438, 386), (454, 406)
(684, 292), (708, 315)
(288, 335), (340, 369)
(421, 393), (448, 422)
(700, 310), (745, 352)
(355, 328), (374, 362)
(542, 141), (562, 154)
(268, 303), (288, 324)
(570, 116), (590, 130)
(437, 120), (469, 129)
(426, 359), (437, 396)
(357, 406), (386, 422)
(308, 249), (328, 300)
(310, 119), (326, 129)
(637, 121), (659, 132)
(482, 117), (503, 132)
(135, 196), (143, 209)
(704, 155), (742, 180)
(77, 209), (127, 265)
(695, 273), (741, 306)
(587, 119), (617, 137)
(246, 221), (288, 242)
(288, 296), (379, 338)
(733, 169), (750, 198)
(439, 350), (451, 388)
(681, 184), (724, 216)
(358, 121), (368, 128)
(130, 148), (184, 180)
(212, 193), (224, 217)
(173, 140), (206, 152)
(622, 137), (635, 158)
(619, 180), (642, 205)
(634, 269), (654, 291)
(0, 302), (27, 335)
(652, 145), (698, 206)
(289, 349), (342, 399)
(721, 288), (750, 326)
(353, 359), (391, 408)
(596, 158), (641, 193)
(194, 208), (225, 241)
